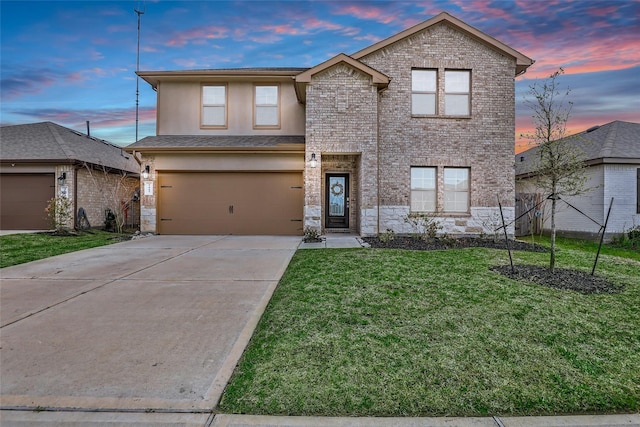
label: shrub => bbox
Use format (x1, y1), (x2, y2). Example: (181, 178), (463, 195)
(303, 227), (322, 243)
(44, 196), (73, 233)
(404, 212), (442, 241)
(379, 228), (395, 243)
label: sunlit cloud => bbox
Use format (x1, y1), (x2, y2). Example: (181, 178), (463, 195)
(332, 3), (399, 24)
(249, 33), (283, 44)
(449, 0), (524, 25)
(1, 67), (71, 100)
(4, 106), (157, 145)
(165, 26), (228, 47)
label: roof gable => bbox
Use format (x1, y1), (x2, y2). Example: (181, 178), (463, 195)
(352, 12), (534, 76)
(294, 53), (389, 103)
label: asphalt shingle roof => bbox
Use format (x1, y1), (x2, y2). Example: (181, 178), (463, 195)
(127, 135), (305, 149)
(516, 120), (640, 176)
(0, 122), (139, 173)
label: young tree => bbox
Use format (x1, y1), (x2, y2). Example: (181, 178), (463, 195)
(522, 68), (589, 272)
(83, 163), (139, 234)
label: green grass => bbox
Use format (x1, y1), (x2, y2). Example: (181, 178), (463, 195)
(520, 235), (640, 262)
(0, 231), (128, 268)
(219, 243), (640, 417)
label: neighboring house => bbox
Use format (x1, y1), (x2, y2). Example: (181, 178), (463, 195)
(515, 120), (640, 240)
(127, 12), (534, 236)
(0, 122), (140, 230)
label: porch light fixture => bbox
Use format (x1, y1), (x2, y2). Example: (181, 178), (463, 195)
(57, 172), (66, 182)
(142, 165), (150, 179)
(310, 153), (317, 168)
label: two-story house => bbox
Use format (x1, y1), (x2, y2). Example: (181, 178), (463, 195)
(127, 12), (534, 236)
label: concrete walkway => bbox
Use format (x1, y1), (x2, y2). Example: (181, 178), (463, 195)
(298, 234), (368, 249)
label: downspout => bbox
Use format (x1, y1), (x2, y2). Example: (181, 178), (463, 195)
(73, 166), (79, 230)
(376, 88), (382, 235)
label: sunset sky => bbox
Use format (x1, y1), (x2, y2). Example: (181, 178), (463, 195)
(1, 0), (639, 152)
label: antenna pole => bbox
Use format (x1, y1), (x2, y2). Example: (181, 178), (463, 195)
(134, 3), (145, 142)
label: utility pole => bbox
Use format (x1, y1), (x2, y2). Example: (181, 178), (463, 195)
(134, 2), (145, 142)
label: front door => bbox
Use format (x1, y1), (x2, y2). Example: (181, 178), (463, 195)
(325, 174), (349, 228)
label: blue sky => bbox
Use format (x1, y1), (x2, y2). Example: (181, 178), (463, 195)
(1, 0), (639, 152)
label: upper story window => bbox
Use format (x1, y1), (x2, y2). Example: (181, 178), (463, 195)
(411, 167), (436, 212)
(444, 70), (470, 116)
(411, 69), (437, 115)
(444, 167), (470, 212)
(254, 84), (279, 128)
(201, 85), (226, 128)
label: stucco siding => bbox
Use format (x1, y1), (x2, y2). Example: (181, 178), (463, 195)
(156, 80), (305, 136)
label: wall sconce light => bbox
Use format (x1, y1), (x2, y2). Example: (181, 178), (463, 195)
(57, 172), (66, 182)
(142, 165), (150, 179)
(309, 153), (317, 168)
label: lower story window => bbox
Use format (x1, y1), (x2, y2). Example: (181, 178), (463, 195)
(411, 167), (436, 212)
(444, 167), (469, 212)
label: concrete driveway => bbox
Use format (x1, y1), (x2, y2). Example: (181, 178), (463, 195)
(0, 235), (300, 415)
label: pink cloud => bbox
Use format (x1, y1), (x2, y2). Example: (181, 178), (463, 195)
(449, 0), (524, 25)
(332, 4), (399, 24)
(304, 17), (343, 32)
(586, 5), (619, 17)
(505, 28), (640, 79)
(165, 26), (228, 47)
(261, 23), (302, 35)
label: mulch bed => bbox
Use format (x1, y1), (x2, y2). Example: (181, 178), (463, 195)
(362, 236), (547, 252)
(363, 236), (623, 294)
(490, 264), (624, 294)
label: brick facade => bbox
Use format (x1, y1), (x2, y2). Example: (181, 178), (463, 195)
(304, 22), (518, 236)
(76, 167), (139, 230)
(304, 63), (379, 234)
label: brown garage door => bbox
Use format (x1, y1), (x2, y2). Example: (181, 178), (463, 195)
(1, 174), (55, 230)
(158, 172), (303, 235)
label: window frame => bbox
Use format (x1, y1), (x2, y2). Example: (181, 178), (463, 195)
(410, 166), (437, 213)
(253, 83), (281, 129)
(443, 167), (470, 213)
(411, 69), (438, 116)
(200, 84), (227, 129)
(444, 69), (471, 117)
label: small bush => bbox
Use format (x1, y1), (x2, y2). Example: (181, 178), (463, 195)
(612, 225), (640, 250)
(404, 213), (442, 241)
(44, 197), (73, 233)
(379, 229), (395, 243)
(303, 227), (322, 243)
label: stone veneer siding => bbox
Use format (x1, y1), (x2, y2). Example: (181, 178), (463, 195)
(304, 63), (379, 235)
(139, 155), (157, 233)
(358, 22), (517, 235)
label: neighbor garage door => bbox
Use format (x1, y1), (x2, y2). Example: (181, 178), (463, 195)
(158, 172), (303, 235)
(0, 174), (55, 230)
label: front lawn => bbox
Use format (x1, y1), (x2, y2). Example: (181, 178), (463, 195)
(219, 243), (640, 416)
(0, 231), (129, 268)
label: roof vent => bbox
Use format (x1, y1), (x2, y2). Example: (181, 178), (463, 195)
(586, 125), (600, 133)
